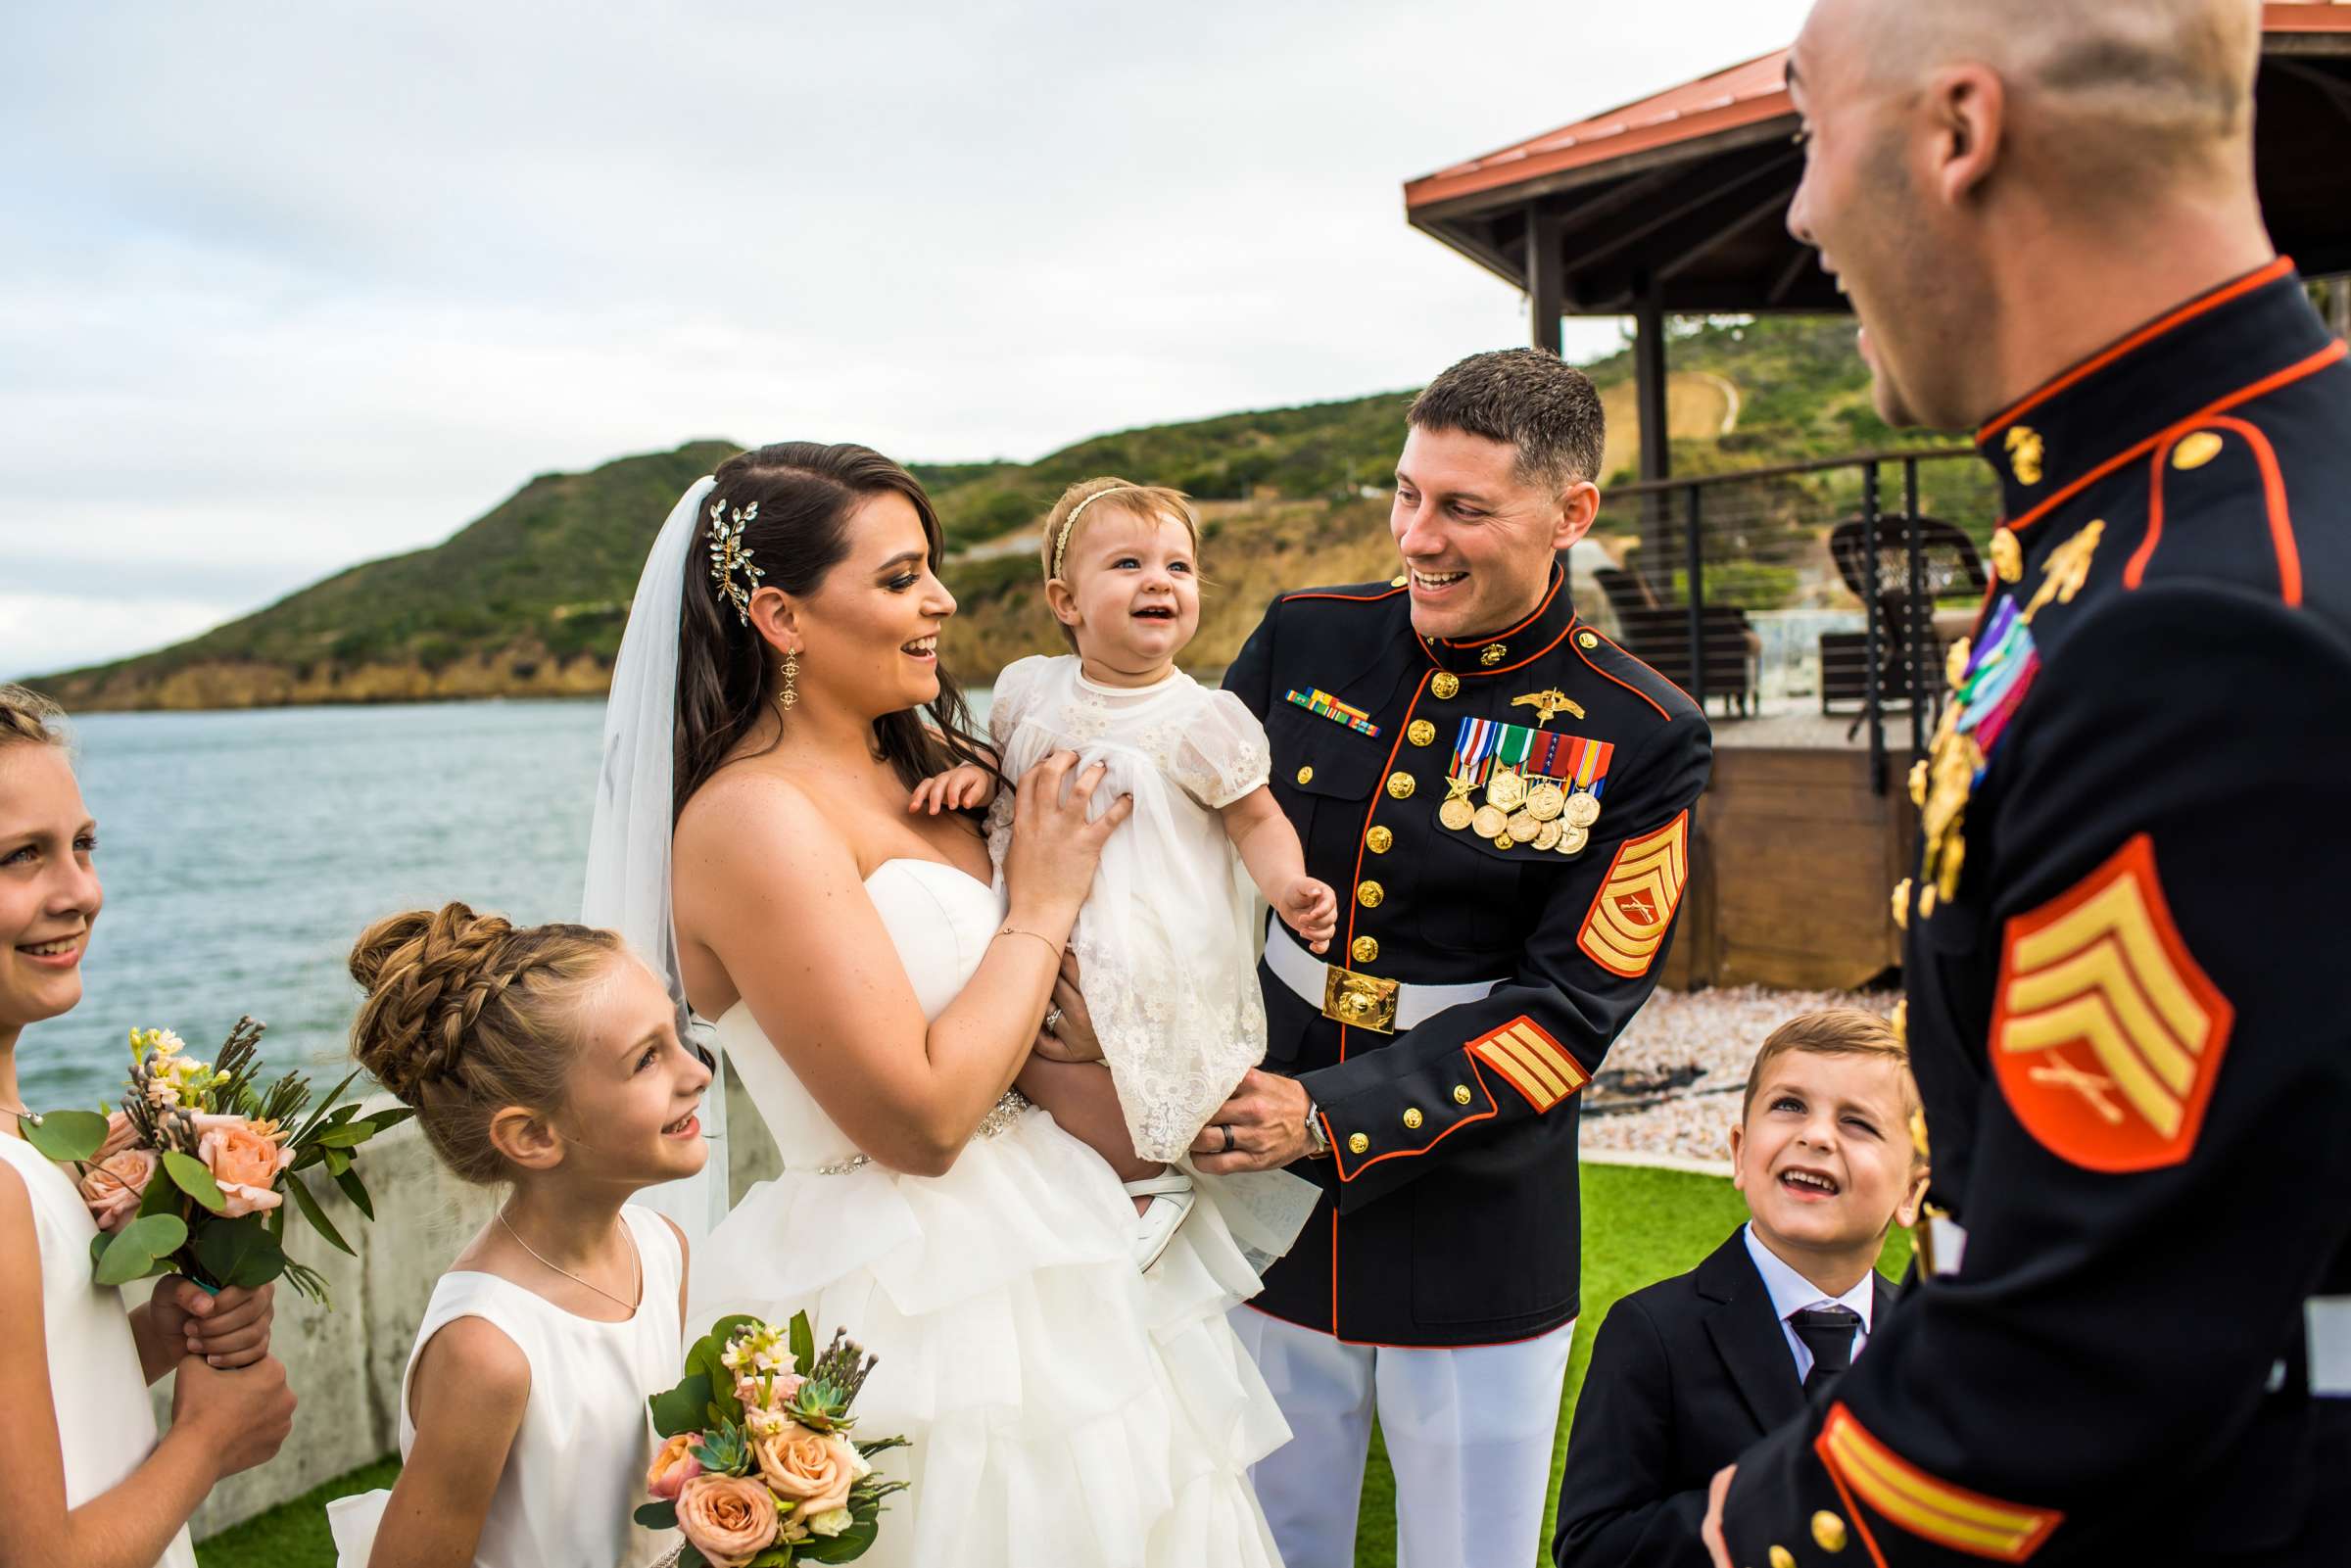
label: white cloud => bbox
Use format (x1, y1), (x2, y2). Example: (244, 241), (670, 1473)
(2, 0), (1813, 678)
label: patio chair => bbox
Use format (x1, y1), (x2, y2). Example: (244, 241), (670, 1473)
(1818, 515), (1989, 729)
(1592, 568), (1757, 717)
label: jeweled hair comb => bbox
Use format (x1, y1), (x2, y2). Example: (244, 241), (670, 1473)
(706, 499), (766, 624)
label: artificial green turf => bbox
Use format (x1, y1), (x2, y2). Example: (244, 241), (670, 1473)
(192, 1164), (1910, 1567)
(195, 1456), (399, 1566)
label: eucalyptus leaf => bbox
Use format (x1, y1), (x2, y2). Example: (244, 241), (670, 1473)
(23, 1108), (107, 1164)
(94, 1212), (189, 1287)
(648, 1371), (712, 1439)
(789, 1310), (816, 1376)
(677, 1544), (710, 1568)
(285, 1174), (354, 1256)
(192, 1214), (285, 1289)
(798, 1509), (881, 1563)
(162, 1151), (228, 1213)
(632, 1500), (678, 1531)
(138, 1166), (183, 1219)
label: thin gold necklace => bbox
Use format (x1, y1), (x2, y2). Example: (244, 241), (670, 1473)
(497, 1208), (641, 1312)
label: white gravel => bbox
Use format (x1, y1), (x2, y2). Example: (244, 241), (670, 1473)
(1579, 985), (1898, 1169)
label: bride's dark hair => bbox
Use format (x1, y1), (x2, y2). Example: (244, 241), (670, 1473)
(673, 441), (990, 819)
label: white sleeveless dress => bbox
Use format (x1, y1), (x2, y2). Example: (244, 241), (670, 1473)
(0, 1134), (198, 1568)
(325, 1204), (685, 1568)
(691, 858), (1289, 1568)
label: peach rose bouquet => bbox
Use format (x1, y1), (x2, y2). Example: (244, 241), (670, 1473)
(638, 1312), (907, 1567)
(21, 1017), (402, 1305)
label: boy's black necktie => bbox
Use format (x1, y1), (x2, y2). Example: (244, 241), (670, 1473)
(1790, 1305), (1861, 1395)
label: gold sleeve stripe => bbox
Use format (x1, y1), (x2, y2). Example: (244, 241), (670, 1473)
(1469, 1017), (1584, 1113)
(1817, 1406), (2062, 1562)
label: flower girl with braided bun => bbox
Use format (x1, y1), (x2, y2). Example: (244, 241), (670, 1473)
(0, 686), (295, 1568)
(325, 902), (709, 1568)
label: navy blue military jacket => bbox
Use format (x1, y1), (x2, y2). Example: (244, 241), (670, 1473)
(1223, 566), (1710, 1347)
(1723, 262), (2351, 1565)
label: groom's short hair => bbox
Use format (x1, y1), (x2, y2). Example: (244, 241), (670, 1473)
(1408, 349), (1605, 498)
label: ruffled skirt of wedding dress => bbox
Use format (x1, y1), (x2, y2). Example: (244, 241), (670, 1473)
(689, 1104), (1291, 1568)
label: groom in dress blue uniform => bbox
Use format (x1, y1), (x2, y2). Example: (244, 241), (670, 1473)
(1700, 3), (2351, 1565)
(1192, 349), (1712, 1568)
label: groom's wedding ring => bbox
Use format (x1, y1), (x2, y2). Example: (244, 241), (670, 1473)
(1219, 1124), (1236, 1154)
(1043, 1005), (1065, 1032)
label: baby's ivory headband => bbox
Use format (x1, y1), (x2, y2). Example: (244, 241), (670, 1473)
(1048, 486), (1145, 580)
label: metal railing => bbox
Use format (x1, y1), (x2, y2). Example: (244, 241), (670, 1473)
(1587, 446), (1990, 792)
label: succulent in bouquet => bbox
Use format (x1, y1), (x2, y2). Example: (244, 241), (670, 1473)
(21, 1018), (407, 1304)
(638, 1311), (909, 1567)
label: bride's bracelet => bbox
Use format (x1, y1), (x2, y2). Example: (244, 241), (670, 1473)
(995, 924), (1065, 959)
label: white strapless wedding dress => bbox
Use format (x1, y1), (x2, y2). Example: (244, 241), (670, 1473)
(691, 858), (1290, 1568)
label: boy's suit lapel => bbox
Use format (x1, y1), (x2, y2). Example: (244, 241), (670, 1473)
(1694, 1231), (1805, 1433)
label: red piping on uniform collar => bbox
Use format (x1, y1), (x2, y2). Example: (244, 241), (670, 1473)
(1975, 257), (2294, 443)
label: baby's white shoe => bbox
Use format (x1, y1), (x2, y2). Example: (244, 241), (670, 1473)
(1125, 1169), (1196, 1271)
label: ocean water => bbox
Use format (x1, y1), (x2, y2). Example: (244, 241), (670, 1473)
(23, 692), (1001, 1111)
(21, 700), (610, 1109)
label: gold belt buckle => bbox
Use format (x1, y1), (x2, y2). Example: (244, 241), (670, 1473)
(1322, 965), (1399, 1033)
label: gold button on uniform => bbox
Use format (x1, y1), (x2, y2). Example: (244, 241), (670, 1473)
(1351, 935), (1379, 964)
(1295, 765), (1315, 786)
(1811, 1511), (1848, 1553)
(1366, 826), (1393, 854)
(1402, 1108), (1424, 1130)
(1768, 1546), (1798, 1568)
(1431, 672), (1460, 698)
(1452, 1084), (1472, 1106)
(1577, 631), (1600, 650)
(1892, 877), (1912, 931)
(1407, 719), (1436, 747)
(1347, 1132), (1369, 1155)
(1386, 772), (1415, 799)
(1990, 525), (2023, 583)
(1892, 997), (1908, 1045)
(2174, 430), (2225, 470)
(1356, 880), (1385, 908)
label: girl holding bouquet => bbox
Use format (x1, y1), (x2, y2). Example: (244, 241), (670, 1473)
(0, 686), (295, 1568)
(326, 902), (712, 1568)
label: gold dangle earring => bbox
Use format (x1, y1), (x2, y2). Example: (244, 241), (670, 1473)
(778, 649), (799, 711)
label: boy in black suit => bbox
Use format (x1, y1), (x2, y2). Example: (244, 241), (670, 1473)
(1554, 1010), (1928, 1567)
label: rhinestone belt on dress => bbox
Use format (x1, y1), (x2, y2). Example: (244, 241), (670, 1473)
(811, 1088), (1032, 1175)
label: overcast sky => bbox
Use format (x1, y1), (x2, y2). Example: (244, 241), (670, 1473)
(0, 0), (1815, 680)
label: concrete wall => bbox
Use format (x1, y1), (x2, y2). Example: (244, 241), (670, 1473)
(166, 1073), (783, 1539)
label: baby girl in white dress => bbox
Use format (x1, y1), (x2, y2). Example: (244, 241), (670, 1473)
(911, 478), (1334, 1265)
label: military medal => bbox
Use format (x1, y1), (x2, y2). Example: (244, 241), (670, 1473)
(1284, 687), (1381, 738)
(1440, 716), (1614, 856)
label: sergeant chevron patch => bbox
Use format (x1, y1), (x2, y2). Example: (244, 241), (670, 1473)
(1817, 1404), (2062, 1562)
(1990, 834), (2232, 1172)
(1469, 1017), (1587, 1113)
(1578, 811), (1689, 976)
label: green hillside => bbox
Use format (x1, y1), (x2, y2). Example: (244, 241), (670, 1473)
(31, 316), (1976, 712)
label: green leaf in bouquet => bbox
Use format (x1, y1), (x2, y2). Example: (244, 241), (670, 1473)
(192, 1212), (285, 1290)
(798, 1507), (882, 1563)
(676, 1544), (711, 1568)
(138, 1164), (185, 1220)
(23, 1108), (108, 1164)
(281, 1257), (332, 1306)
(322, 1146), (353, 1177)
(789, 1310), (816, 1376)
(632, 1500), (679, 1530)
(312, 1123), (376, 1149)
(334, 1166), (375, 1219)
(95, 1212), (190, 1287)
(748, 1546), (799, 1567)
(686, 1315), (759, 1422)
(161, 1151), (229, 1214)
(284, 1069), (361, 1146)
(648, 1371), (713, 1438)
(359, 1106), (415, 1134)
(285, 1173), (355, 1256)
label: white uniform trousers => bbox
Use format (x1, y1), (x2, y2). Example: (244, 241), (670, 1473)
(1231, 1305), (1577, 1568)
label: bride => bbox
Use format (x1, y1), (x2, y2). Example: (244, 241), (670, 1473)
(583, 442), (1288, 1566)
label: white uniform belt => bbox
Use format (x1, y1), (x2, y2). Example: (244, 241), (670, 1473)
(1264, 916), (1501, 1033)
